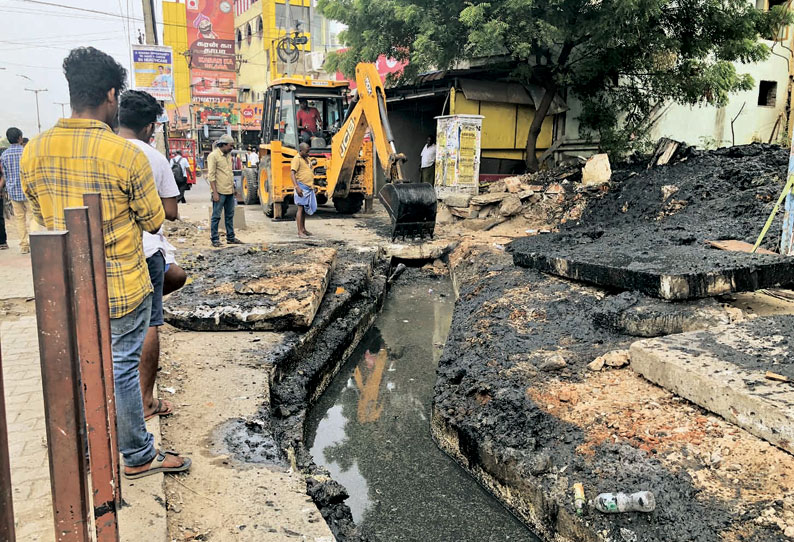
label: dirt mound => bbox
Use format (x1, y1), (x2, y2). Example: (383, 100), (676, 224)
(565, 143), (788, 249)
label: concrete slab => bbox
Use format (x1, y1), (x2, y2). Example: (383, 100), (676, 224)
(165, 245), (336, 331)
(592, 291), (735, 337)
(630, 315), (794, 454)
(510, 236), (794, 299)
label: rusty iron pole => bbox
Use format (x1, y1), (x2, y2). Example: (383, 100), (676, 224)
(30, 230), (91, 542)
(82, 194), (121, 506)
(0, 344), (16, 542)
(64, 207), (119, 541)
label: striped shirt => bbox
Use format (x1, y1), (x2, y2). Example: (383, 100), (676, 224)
(21, 118), (165, 318)
(0, 144), (25, 201)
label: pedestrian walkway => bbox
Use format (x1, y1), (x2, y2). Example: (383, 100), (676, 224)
(1, 316), (53, 542)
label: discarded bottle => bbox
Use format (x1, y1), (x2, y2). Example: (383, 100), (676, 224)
(595, 491), (656, 513)
(573, 483), (586, 515)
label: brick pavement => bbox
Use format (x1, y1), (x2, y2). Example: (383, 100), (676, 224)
(1, 316), (53, 542)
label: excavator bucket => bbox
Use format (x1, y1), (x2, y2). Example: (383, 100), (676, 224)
(378, 182), (437, 241)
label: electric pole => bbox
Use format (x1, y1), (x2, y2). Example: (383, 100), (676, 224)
(141, 0), (168, 155)
(24, 88), (48, 133)
(54, 102), (69, 118)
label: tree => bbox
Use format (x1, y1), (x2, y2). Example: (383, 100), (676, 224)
(319, 0), (789, 171)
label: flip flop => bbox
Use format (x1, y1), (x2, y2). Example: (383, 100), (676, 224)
(123, 450), (192, 480)
(144, 398), (174, 421)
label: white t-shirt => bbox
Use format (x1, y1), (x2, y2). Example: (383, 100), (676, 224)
(248, 151), (259, 166)
(130, 139), (180, 260)
(170, 155), (189, 177)
(420, 144), (436, 168)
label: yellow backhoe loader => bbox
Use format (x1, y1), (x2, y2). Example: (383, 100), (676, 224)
(245, 63), (436, 239)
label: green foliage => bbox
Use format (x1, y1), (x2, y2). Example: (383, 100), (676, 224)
(319, 0), (792, 162)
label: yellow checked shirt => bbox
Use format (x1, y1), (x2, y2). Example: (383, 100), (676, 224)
(21, 118), (164, 319)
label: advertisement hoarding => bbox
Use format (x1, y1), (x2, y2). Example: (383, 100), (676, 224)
(193, 102), (263, 129)
(132, 44), (174, 101)
(185, 0), (236, 101)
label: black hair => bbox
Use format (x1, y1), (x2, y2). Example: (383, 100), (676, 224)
(5, 127), (22, 144)
(63, 47), (127, 111)
(118, 90), (163, 131)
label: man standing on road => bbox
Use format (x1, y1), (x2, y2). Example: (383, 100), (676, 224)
(20, 46), (191, 480)
(208, 134), (242, 248)
(1, 127), (31, 253)
(119, 89), (188, 424)
(0, 168), (7, 250)
(248, 146), (259, 168)
(291, 142), (316, 239)
(170, 150), (190, 203)
(420, 135), (436, 185)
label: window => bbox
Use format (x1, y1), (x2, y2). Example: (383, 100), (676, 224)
(758, 80), (777, 107)
(236, 29), (243, 48)
(277, 91), (298, 149)
(257, 17), (264, 37)
(247, 23), (253, 45)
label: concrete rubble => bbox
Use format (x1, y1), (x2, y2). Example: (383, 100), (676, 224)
(165, 245), (336, 331)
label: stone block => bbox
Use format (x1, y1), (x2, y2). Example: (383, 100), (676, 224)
(208, 203), (247, 232)
(630, 315), (794, 455)
(581, 153), (611, 185)
(510, 237), (794, 300)
(165, 245), (336, 331)
(442, 193), (473, 208)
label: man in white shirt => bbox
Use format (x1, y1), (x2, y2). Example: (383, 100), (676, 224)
(169, 150), (190, 203)
(119, 90), (188, 421)
(248, 146), (259, 168)
(420, 135), (436, 184)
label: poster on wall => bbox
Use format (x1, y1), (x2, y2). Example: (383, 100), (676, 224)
(186, 0), (236, 101)
(132, 45), (174, 101)
(193, 102), (263, 129)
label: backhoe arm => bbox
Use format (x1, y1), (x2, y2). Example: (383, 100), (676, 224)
(327, 63), (407, 198)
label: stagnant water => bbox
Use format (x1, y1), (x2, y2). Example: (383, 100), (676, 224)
(306, 276), (539, 541)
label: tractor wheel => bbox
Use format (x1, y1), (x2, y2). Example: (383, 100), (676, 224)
(333, 193), (364, 214)
(316, 193), (328, 206)
(259, 161), (275, 217)
(242, 168), (259, 205)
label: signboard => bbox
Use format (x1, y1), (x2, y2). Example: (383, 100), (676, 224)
(434, 114), (484, 197)
(186, 0), (236, 101)
(335, 52), (407, 89)
(193, 102), (263, 130)
(132, 44), (174, 101)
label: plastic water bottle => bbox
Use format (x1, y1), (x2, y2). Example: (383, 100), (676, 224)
(595, 491), (656, 513)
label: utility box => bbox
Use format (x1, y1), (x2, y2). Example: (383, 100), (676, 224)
(434, 114), (484, 198)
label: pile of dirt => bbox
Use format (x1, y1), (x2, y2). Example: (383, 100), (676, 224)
(433, 244), (789, 541)
(548, 143), (787, 250)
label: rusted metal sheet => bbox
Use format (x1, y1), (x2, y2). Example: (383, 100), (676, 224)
(0, 344), (16, 542)
(30, 231), (91, 542)
(64, 207), (119, 541)
(82, 193), (121, 506)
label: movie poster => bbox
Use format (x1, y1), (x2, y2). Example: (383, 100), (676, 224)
(185, 0), (236, 101)
(132, 45), (174, 101)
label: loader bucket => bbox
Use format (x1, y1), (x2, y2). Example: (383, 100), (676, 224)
(378, 182), (437, 241)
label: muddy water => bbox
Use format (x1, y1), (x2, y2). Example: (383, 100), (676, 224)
(306, 277), (538, 541)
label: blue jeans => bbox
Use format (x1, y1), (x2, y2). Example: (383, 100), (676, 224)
(110, 295), (157, 467)
(210, 193), (236, 242)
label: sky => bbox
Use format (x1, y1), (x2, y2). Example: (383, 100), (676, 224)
(0, 0), (168, 137)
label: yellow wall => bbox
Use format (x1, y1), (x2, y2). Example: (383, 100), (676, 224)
(453, 94), (553, 160)
(162, 1), (190, 106)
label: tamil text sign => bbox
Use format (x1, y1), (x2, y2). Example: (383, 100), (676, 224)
(186, 0), (236, 101)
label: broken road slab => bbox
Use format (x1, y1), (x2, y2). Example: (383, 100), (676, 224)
(630, 315), (794, 454)
(165, 245), (336, 331)
(509, 235), (794, 299)
(381, 238), (458, 260)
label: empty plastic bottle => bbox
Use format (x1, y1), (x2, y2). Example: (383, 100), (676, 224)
(595, 491), (656, 513)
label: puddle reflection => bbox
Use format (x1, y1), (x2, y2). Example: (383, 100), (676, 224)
(307, 279), (538, 541)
